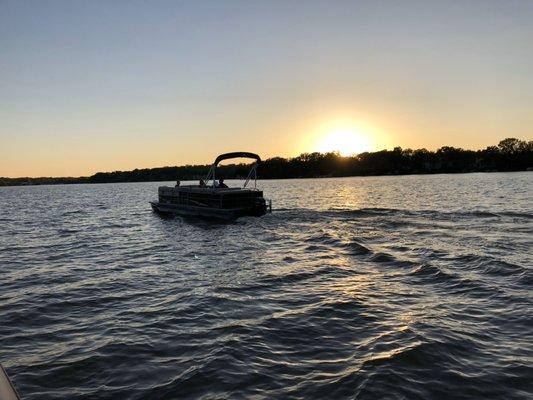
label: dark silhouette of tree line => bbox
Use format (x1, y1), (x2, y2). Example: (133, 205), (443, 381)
(1, 138), (531, 186)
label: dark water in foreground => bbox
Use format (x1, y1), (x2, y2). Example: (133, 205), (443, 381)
(1, 173), (532, 399)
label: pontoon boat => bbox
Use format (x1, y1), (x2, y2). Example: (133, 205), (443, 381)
(150, 152), (271, 219)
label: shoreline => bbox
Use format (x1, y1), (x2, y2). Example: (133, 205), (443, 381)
(1, 169), (531, 188)
(2, 138), (531, 187)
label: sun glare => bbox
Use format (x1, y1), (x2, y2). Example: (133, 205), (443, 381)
(316, 129), (374, 156)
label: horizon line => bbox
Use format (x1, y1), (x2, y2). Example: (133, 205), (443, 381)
(1, 137), (530, 180)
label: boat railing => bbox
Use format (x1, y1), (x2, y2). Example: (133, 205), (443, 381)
(243, 162), (258, 189)
(204, 161), (259, 190)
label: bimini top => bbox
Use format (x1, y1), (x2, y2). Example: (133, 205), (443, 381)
(213, 152), (261, 166)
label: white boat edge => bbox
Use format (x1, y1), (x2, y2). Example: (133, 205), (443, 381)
(0, 364), (21, 400)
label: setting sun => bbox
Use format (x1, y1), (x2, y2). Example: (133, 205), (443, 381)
(316, 130), (374, 156)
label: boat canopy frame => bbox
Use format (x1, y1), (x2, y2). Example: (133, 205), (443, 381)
(204, 152), (261, 189)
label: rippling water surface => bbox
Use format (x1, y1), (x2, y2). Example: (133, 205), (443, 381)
(1, 173), (532, 399)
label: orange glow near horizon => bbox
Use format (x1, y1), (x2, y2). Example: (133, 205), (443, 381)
(316, 130), (374, 156)
(308, 117), (383, 156)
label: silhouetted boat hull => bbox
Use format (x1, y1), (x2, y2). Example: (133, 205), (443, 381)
(150, 195), (268, 220)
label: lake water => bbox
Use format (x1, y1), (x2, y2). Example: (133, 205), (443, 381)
(1, 173), (532, 399)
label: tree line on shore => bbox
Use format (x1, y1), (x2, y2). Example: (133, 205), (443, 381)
(1, 138), (531, 186)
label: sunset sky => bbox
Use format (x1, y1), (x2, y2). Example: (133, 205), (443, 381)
(1, 0), (532, 177)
